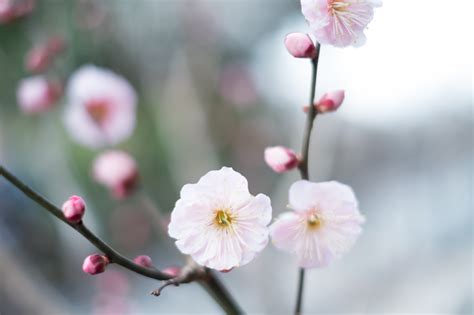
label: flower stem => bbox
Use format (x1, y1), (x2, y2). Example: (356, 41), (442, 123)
(0, 165), (244, 314)
(295, 43), (321, 315)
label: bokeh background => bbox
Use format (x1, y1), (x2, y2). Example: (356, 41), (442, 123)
(0, 0), (472, 314)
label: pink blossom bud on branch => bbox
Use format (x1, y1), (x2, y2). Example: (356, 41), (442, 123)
(303, 90), (345, 114)
(83, 254), (109, 275)
(61, 195), (86, 223)
(284, 33), (317, 59)
(133, 255), (153, 268)
(264, 146), (300, 173)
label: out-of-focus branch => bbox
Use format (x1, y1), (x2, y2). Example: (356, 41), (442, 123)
(295, 43), (321, 315)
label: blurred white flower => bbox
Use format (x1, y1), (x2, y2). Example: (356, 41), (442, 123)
(64, 65), (137, 148)
(168, 167), (272, 271)
(270, 180), (364, 268)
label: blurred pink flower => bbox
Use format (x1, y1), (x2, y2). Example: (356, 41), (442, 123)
(25, 36), (66, 72)
(133, 255), (153, 268)
(0, 0), (34, 24)
(92, 150), (138, 199)
(16, 76), (61, 114)
(264, 146), (300, 173)
(301, 0), (381, 47)
(284, 33), (317, 59)
(62, 195), (86, 223)
(83, 254), (109, 275)
(270, 180), (364, 268)
(168, 167), (272, 271)
(63, 65), (137, 148)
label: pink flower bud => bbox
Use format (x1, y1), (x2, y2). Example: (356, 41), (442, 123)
(0, 0), (34, 24)
(315, 90), (345, 113)
(284, 33), (317, 59)
(62, 195), (86, 223)
(46, 36), (66, 55)
(162, 266), (180, 277)
(264, 146), (299, 173)
(82, 254), (109, 275)
(133, 255), (153, 268)
(25, 45), (50, 72)
(92, 151), (138, 199)
(16, 76), (61, 114)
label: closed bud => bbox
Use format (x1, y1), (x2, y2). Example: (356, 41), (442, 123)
(62, 195), (86, 223)
(284, 33), (317, 59)
(264, 146), (299, 173)
(82, 254), (109, 275)
(133, 255), (153, 268)
(315, 90), (345, 113)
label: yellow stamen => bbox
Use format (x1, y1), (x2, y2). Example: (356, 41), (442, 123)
(307, 213), (322, 229)
(215, 209), (233, 227)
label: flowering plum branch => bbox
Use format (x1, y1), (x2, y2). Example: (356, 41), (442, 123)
(0, 165), (243, 314)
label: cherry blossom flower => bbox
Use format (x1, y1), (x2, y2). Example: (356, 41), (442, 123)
(270, 180), (364, 268)
(168, 167), (272, 271)
(300, 0), (382, 47)
(63, 65), (137, 148)
(264, 146), (300, 173)
(92, 150), (138, 199)
(16, 76), (61, 114)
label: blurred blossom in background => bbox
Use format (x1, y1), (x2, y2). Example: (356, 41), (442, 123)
(0, 0), (472, 314)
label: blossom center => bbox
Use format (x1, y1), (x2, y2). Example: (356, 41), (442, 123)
(329, 1), (351, 15)
(307, 213), (322, 229)
(86, 99), (109, 126)
(215, 209), (233, 228)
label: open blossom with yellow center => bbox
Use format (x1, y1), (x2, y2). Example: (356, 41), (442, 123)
(301, 0), (382, 47)
(270, 180), (364, 268)
(168, 167), (272, 271)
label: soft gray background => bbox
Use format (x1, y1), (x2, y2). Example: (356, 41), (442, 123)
(0, 0), (472, 314)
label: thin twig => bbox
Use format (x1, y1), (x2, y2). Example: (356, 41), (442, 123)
(0, 165), (172, 281)
(294, 43), (322, 315)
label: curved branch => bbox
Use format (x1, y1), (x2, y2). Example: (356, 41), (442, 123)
(0, 165), (173, 281)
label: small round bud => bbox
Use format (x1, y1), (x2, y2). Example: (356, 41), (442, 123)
(82, 254), (109, 275)
(284, 33), (317, 59)
(133, 255), (153, 268)
(92, 151), (139, 199)
(316, 90), (345, 113)
(162, 266), (181, 278)
(62, 195), (86, 223)
(264, 146), (299, 173)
